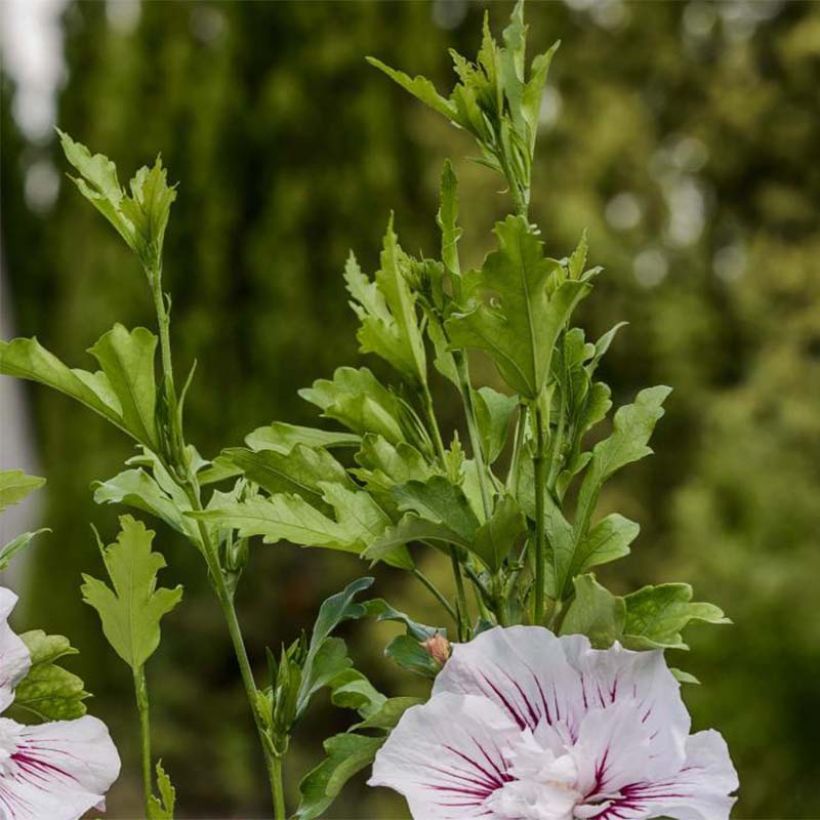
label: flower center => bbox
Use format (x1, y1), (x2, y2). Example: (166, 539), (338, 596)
(485, 728), (583, 820)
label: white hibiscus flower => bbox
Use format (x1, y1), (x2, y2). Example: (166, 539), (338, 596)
(370, 625), (738, 820)
(0, 587), (121, 820)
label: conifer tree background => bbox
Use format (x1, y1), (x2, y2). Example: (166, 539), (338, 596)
(2, 1), (819, 816)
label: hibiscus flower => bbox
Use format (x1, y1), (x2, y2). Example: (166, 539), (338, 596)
(370, 625), (737, 820)
(0, 587), (121, 820)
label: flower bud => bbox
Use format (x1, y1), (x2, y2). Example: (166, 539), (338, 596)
(420, 633), (451, 666)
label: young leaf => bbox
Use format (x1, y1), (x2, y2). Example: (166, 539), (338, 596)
(437, 160), (462, 278)
(81, 515), (183, 670)
(297, 578), (374, 716)
(57, 129), (134, 248)
(0, 529), (50, 571)
(119, 157), (177, 265)
(365, 58), (457, 121)
(472, 494), (526, 573)
(473, 386), (518, 464)
(574, 386), (672, 535)
(622, 583), (730, 651)
(299, 367), (407, 445)
(559, 574), (625, 649)
(445, 216), (590, 399)
(59, 132), (176, 267)
(147, 760), (176, 820)
(352, 435), (436, 496)
(13, 631), (88, 720)
(0, 470), (45, 512)
(344, 217), (427, 385)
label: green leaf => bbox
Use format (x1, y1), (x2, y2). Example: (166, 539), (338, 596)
(352, 435), (435, 496)
(296, 733), (385, 820)
(351, 696), (423, 731)
(472, 494), (526, 573)
(58, 129), (134, 247)
(0, 337), (124, 432)
(81, 515), (183, 670)
(473, 386), (518, 464)
(364, 598), (445, 676)
(88, 324), (159, 449)
(120, 157), (177, 264)
(0, 326), (159, 448)
(59, 132), (176, 266)
(93, 469), (200, 546)
(147, 760), (176, 820)
(437, 160), (462, 277)
(299, 367), (406, 445)
(0, 470), (45, 512)
(245, 422), (361, 454)
(522, 41), (560, 152)
(385, 634), (440, 678)
(297, 578), (374, 716)
(569, 514), (640, 580)
(574, 386), (672, 535)
(392, 476), (480, 540)
(0, 529), (49, 571)
(329, 668), (386, 718)
(366, 58), (457, 121)
(345, 217), (427, 384)
(221, 445), (349, 507)
(192, 483), (411, 567)
(560, 574), (625, 649)
(14, 631), (88, 720)
(364, 599), (443, 641)
(446, 216), (590, 399)
(363, 514), (466, 565)
(622, 583), (730, 651)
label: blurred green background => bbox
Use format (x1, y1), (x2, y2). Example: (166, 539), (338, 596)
(1, 1), (819, 817)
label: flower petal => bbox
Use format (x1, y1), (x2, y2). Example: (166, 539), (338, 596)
(0, 715), (121, 820)
(434, 626), (585, 736)
(572, 697), (677, 801)
(620, 729), (739, 820)
(562, 638), (690, 762)
(0, 588), (31, 712)
(370, 692), (519, 819)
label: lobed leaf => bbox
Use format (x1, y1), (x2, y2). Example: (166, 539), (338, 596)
(446, 216), (590, 399)
(14, 630), (88, 720)
(81, 515), (182, 670)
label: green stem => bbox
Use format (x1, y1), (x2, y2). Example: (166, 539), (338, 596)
(146, 259), (280, 812)
(532, 402), (548, 625)
(450, 550), (469, 641)
(150, 263), (177, 409)
(452, 352), (492, 520)
(506, 404), (528, 493)
(272, 755), (286, 820)
(419, 381), (470, 639)
(133, 666), (152, 819)
(413, 567), (458, 623)
(185, 484), (281, 810)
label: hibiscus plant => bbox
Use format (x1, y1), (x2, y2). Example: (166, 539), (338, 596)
(0, 2), (738, 818)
